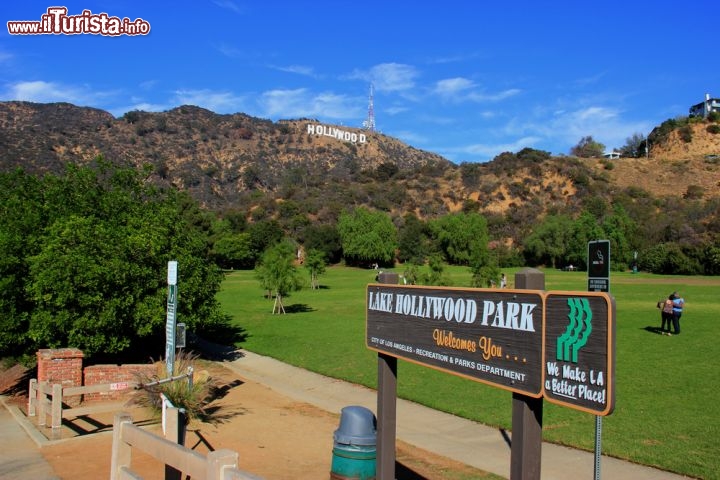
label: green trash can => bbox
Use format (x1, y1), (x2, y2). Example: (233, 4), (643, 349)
(330, 406), (376, 480)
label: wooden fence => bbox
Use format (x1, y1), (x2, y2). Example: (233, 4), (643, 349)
(111, 411), (263, 480)
(28, 378), (135, 428)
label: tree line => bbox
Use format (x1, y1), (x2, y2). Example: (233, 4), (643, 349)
(2, 158), (718, 362)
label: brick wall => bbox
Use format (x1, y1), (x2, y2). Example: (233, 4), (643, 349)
(84, 364), (156, 401)
(36, 348), (84, 387)
(35, 348), (157, 403)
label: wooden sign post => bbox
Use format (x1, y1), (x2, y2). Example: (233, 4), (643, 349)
(366, 267), (616, 479)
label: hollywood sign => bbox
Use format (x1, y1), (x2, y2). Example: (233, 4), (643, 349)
(307, 123), (367, 144)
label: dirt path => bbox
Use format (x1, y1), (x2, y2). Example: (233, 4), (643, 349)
(3, 361), (495, 479)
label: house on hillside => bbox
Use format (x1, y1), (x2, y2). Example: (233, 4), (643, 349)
(689, 93), (720, 118)
(603, 151), (621, 159)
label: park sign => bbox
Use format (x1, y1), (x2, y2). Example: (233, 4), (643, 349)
(366, 284), (616, 415)
(165, 261), (178, 377)
(366, 285), (545, 397)
(544, 291), (615, 415)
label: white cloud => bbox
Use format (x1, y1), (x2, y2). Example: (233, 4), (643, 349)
(212, 0), (245, 14)
(384, 105), (409, 116)
(392, 130), (428, 145)
(433, 77), (521, 103)
(139, 80), (158, 90)
(506, 103), (654, 154)
(269, 64), (318, 77)
(172, 89), (247, 113)
(456, 136), (542, 158)
(468, 88), (522, 102)
(435, 77), (475, 96)
(549, 106), (652, 150)
(346, 63), (419, 93)
(258, 88), (363, 120)
(110, 102), (169, 117)
(0, 80), (116, 105)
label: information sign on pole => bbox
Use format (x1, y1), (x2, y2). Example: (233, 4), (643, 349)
(165, 261), (178, 377)
(587, 240), (610, 292)
(543, 291), (615, 415)
(366, 285), (545, 397)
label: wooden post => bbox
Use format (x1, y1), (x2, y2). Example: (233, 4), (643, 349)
(511, 394), (543, 480)
(165, 407), (187, 480)
(376, 272), (398, 480)
(206, 449), (239, 480)
(376, 353), (397, 480)
(28, 379), (37, 416)
(51, 383), (63, 428)
(110, 412), (133, 480)
(510, 268), (545, 480)
(37, 382), (46, 426)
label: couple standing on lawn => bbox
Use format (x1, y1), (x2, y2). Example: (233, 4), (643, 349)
(659, 291), (685, 336)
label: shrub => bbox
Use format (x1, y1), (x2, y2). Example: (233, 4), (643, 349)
(131, 351), (221, 425)
(684, 185), (704, 199)
(706, 124), (720, 135)
(679, 125), (693, 143)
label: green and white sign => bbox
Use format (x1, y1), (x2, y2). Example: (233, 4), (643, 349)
(543, 292), (615, 415)
(165, 260), (178, 376)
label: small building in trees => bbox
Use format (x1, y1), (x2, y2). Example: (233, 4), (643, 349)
(689, 93), (720, 118)
(603, 151), (621, 159)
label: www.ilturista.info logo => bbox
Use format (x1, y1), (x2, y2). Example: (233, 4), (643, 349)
(7, 7), (150, 36)
(556, 298), (592, 363)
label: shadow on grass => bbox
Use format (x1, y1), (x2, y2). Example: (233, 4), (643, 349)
(284, 303), (315, 313)
(643, 326), (672, 336)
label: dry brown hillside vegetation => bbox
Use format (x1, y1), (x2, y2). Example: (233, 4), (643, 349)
(1, 101), (719, 257)
(598, 121), (720, 197)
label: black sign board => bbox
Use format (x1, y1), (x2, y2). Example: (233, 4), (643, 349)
(543, 291), (615, 415)
(366, 284), (545, 397)
(587, 240), (610, 292)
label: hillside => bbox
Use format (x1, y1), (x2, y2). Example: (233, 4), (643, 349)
(600, 121), (720, 197)
(0, 101), (450, 209)
(1, 101), (719, 227)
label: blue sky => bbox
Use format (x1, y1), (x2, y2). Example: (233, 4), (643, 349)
(2, 1), (718, 163)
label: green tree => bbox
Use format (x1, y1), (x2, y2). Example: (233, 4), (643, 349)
(570, 136), (606, 158)
(337, 207), (397, 266)
(211, 232), (255, 269)
(1, 162), (228, 361)
(255, 240), (303, 314)
(302, 224), (343, 264)
(421, 254), (452, 286)
(566, 211), (605, 269)
(602, 205), (638, 270)
(429, 212), (489, 266)
(523, 214), (574, 268)
(397, 213), (430, 264)
(304, 249), (326, 289)
(0, 170), (45, 360)
(620, 132), (646, 158)
(247, 219), (284, 259)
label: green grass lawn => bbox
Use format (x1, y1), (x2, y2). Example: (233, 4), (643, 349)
(216, 265), (720, 479)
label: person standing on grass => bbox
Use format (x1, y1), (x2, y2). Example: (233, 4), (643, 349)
(660, 294), (674, 335)
(671, 291), (685, 335)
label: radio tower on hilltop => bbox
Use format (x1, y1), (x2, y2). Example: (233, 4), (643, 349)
(362, 83), (376, 132)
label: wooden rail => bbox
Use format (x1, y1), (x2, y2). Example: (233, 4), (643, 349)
(111, 412), (263, 480)
(29, 379), (136, 428)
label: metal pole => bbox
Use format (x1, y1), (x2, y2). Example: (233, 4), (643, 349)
(594, 416), (602, 480)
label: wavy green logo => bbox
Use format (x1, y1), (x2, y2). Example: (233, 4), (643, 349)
(556, 298), (592, 363)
